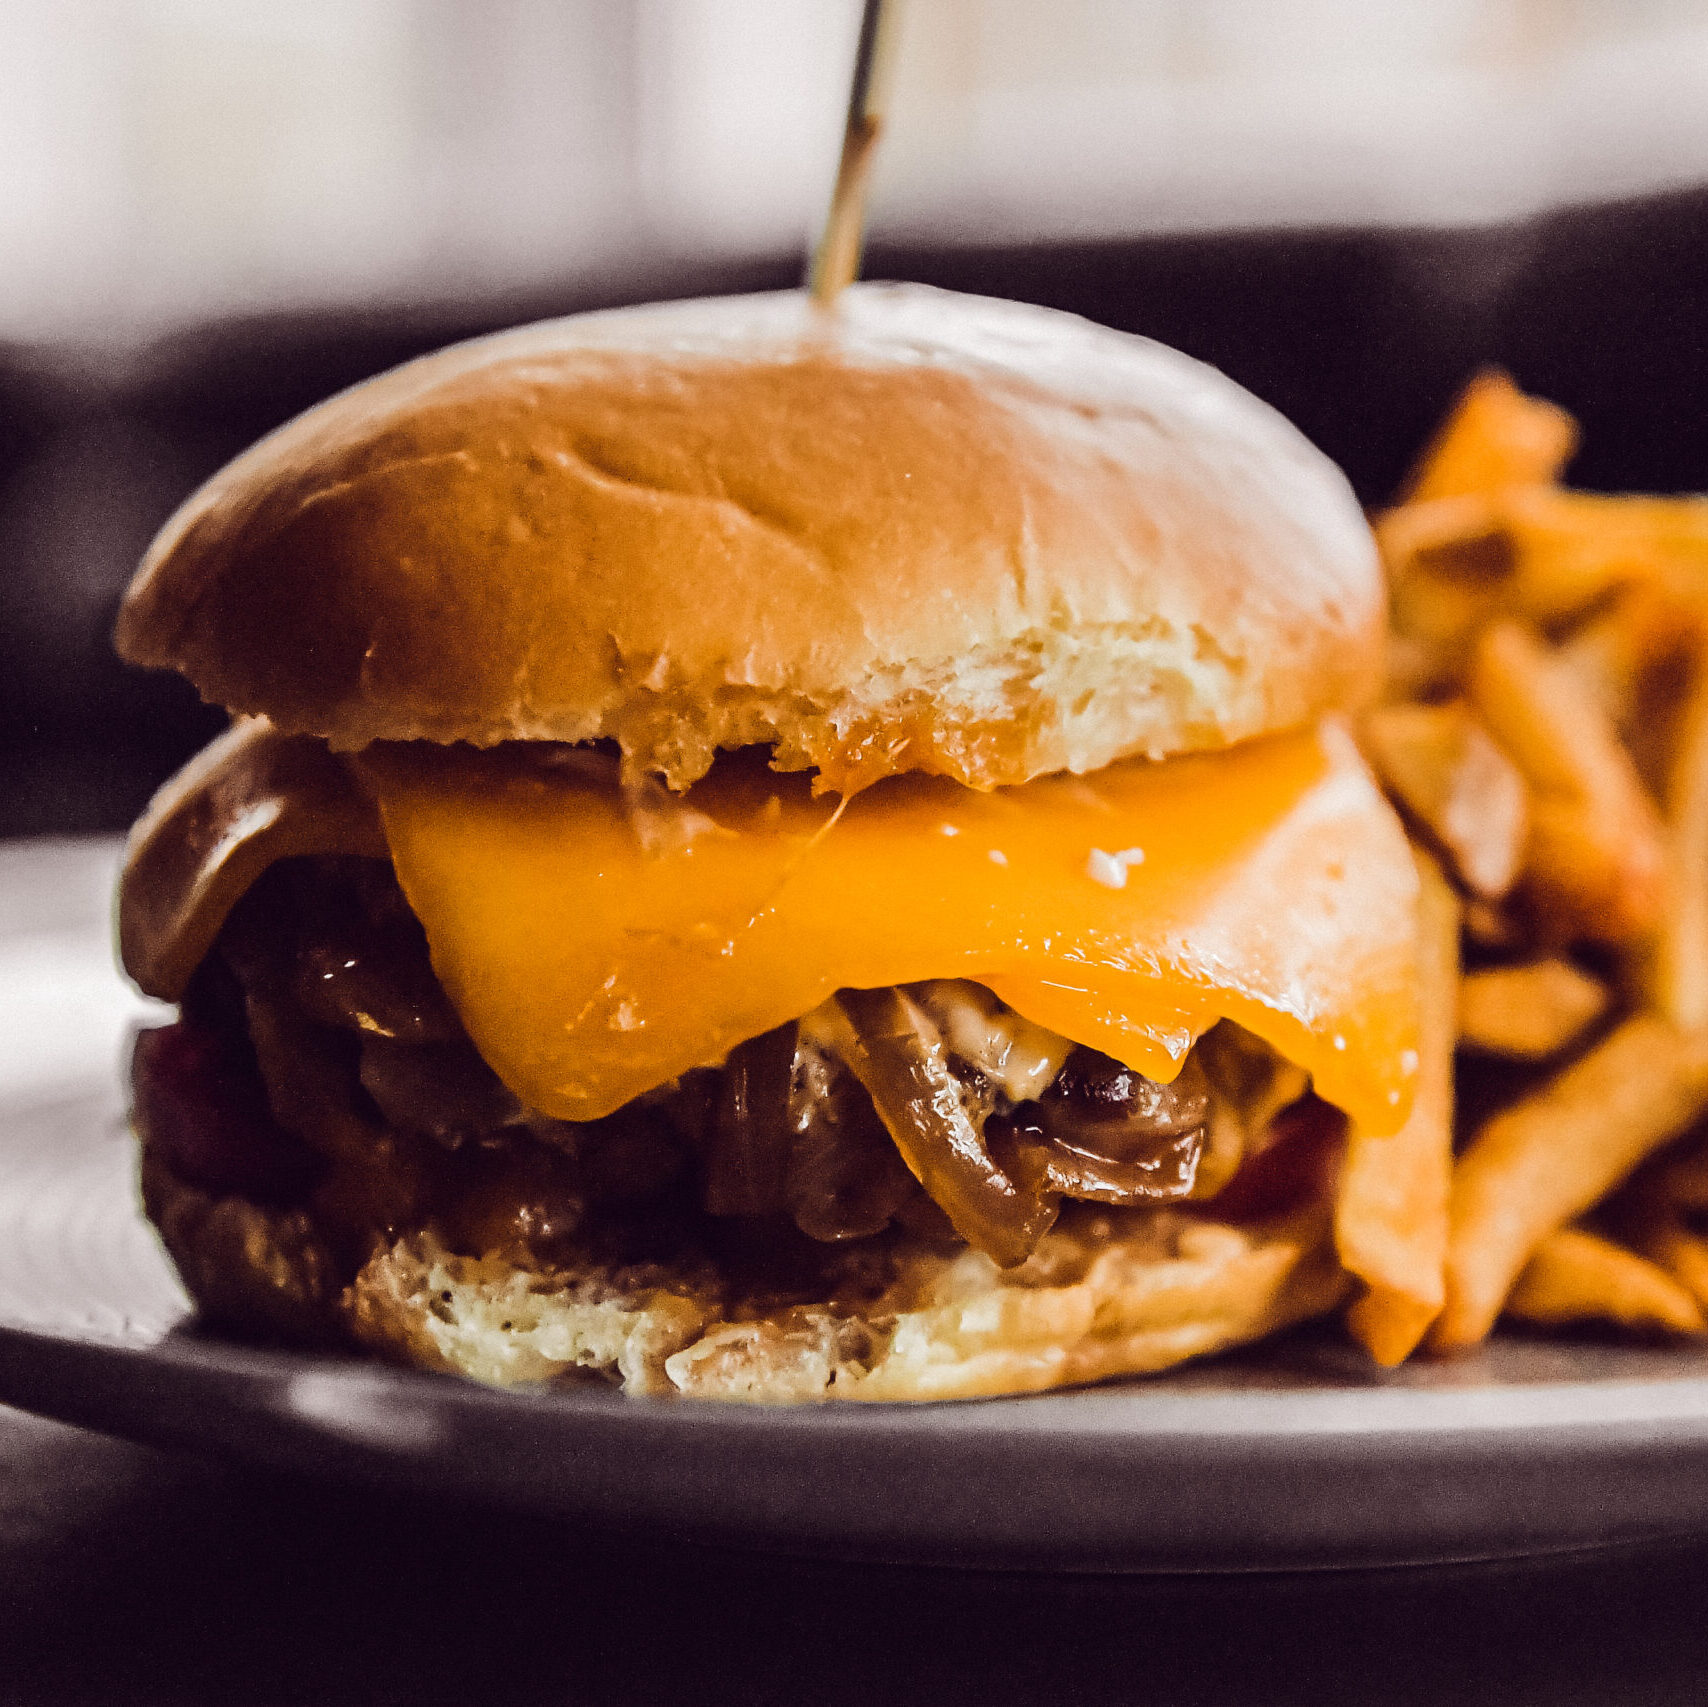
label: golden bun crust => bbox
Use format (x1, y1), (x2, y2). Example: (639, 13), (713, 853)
(139, 1110), (1344, 1401)
(117, 285), (1382, 792)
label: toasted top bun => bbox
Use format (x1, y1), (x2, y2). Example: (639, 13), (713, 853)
(117, 283), (1381, 793)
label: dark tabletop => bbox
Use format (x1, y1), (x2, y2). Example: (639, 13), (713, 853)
(6, 1397), (1708, 1706)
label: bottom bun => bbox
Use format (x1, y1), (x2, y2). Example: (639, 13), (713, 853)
(141, 1144), (342, 1343)
(141, 1130), (1347, 1403)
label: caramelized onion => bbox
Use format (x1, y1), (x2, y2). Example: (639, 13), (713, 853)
(286, 860), (465, 1043)
(990, 1048), (1209, 1205)
(701, 1024), (919, 1241)
(1037, 1131), (1203, 1202)
(1045, 1046), (1209, 1143)
(833, 985), (1057, 1266)
(784, 1074), (917, 1243)
(1194, 1022), (1311, 1144)
(702, 1023), (797, 1217)
(220, 879), (435, 1251)
(358, 1034), (523, 1144)
(434, 1142), (587, 1262)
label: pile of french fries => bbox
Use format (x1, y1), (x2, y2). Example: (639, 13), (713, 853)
(1345, 371), (1708, 1357)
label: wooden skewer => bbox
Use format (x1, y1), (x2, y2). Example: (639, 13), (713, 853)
(807, 0), (902, 305)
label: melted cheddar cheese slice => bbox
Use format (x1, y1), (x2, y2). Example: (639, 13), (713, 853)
(361, 723), (1421, 1133)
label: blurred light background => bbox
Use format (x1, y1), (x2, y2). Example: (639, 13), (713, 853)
(4, 0), (1707, 342)
(4, 0), (1708, 836)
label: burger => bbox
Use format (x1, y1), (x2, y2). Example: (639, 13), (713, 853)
(114, 284), (1422, 1401)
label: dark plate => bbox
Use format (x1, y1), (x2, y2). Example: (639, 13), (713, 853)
(7, 837), (1708, 1572)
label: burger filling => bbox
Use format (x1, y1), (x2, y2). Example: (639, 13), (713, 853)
(133, 854), (1336, 1295)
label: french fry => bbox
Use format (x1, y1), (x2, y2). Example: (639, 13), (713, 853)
(1521, 798), (1661, 945)
(1650, 651), (1708, 1032)
(1337, 851), (1458, 1365)
(1504, 1226), (1704, 1336)
(1368, 375), (1708, 1362)
(1468, 619), (1666, 944)
(1560, 592), (1663, 731)
(1471, 619), (1643, 796)
(1376, 493), (1506, 579)
(1383, 576), (1494, 687)
(1558, 584), (1701, 792)
(1380, 489), (1708, 664)
(1382, 632), (1457, 708)
(1402, 369), (1578, 503)
(1461, 897), (1527, 952)
(1432, 1014), (1708, 1349)
(1659, 1234), (1708, 1309)
(1377, 497), (1508, 666)
(1614, 1192), (1708, 1312)
(1362, 701), (1528, 900)
(1647, 1146), (1708, 1213)
(1490, 488), (1708, 627)
(1457, 958), (1610, 1060)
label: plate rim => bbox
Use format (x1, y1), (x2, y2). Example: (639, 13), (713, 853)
(9, 1313), (1708, 1573)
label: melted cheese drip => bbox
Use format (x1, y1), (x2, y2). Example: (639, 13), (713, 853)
(361, 724), (1420, 1134)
